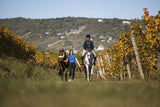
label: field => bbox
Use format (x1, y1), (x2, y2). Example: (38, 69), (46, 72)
(1, 79), (160, 107)
(0, 57), (160, 107)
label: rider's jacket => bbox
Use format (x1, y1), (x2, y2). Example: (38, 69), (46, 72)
(83, 40), (94, 50)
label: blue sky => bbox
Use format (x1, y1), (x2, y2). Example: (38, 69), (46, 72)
(0, 0), (160, 19)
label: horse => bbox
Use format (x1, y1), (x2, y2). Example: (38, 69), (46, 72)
(83, 49), (94, 81)
(58, 49), (69, 81)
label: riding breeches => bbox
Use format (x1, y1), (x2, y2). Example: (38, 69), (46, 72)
(82, 49), (96, 57)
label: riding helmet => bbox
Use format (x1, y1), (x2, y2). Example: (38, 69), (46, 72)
(86, 34), (90, 38)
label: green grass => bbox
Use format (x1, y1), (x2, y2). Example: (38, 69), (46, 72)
(0, 57), (160, 107)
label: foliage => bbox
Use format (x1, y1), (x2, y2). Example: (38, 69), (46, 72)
(0, 25), (36, 61)
(30, 51), (59, 68)
(101, 9), (160, 80)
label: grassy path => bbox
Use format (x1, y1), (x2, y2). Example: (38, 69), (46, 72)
(1, 74), (160, 107)
(0, 57), (160, 107)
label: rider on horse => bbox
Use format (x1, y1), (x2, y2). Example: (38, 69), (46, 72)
(81, 34), (96, 65)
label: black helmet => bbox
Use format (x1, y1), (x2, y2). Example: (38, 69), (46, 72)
(86, 34), (90, 38)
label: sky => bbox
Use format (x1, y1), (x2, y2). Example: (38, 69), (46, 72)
(0, 0), (160, 19)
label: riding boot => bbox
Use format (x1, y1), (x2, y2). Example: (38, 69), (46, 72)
(94, 57), (96, 65)
(81, 56), (84, 65)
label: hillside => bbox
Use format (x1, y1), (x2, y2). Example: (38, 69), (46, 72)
(0, 17), (144, 52)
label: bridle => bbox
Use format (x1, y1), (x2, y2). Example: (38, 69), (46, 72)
(87, 51), (91, 59)
(85, 49), (93, 66)
(59, 51), (65, 61)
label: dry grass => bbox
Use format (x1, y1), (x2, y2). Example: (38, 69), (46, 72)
(1, 79), (160, 107)
(0, 57), (160, 107)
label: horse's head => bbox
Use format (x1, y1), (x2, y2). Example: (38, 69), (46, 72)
(86, 48), (92, 59)
(59, 50), (63, 56)
(84, 50), (94, 66)
(59, 50), (65, 61)
(86, 51), (91, 59)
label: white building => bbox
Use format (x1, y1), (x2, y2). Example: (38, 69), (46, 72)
(107, 37), (112, 43)
(101, 39), (105, 42)
(122, 21), (131, 25)
(98, 19), (103, 22)
(100, 36), (104, 39)
(57, 33), (63, 36)
(61, 36), (64, 39)
(97, 45), (104, 51)
(109, 37), (112, 41)
(45, 32), (50, 35)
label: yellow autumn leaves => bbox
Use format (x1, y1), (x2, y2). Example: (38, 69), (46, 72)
(98, 8), (160, 79)
(0, 25), (36, 61)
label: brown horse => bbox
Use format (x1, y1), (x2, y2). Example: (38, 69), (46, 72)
(58, 49), (69, 81)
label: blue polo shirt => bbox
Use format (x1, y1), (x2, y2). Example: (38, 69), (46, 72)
(67, 55), (76, 63)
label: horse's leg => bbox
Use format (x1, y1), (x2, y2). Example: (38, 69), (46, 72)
(58, 69), (61, 76)
(61, 66), (65, 80)
(86, 65), (89, 82)
(61, 70), (64, 80)
(58, 65), (63, 76)
(65, 68), (68, 81)
(91, 65), (94, 75)
(91, 67), (93, 75)
(84, 66), (87, 81)
(58, 60), (62, 75)
(89, 66), (92, 81)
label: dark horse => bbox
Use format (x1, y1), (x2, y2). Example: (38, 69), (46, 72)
(58, 49), (69, 81)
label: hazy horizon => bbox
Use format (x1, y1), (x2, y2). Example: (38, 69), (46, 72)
(0, 16), (139, 20)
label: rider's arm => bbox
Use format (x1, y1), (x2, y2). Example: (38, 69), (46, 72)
(83, 41), (87, 50)
(91, 41), (94, 50)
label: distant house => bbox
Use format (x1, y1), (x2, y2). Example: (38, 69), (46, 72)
(107, 37), (112, 43)
(61, 36), (64, 39)
(98, 45), (104, 51)
(101, 39), (105, 42)
(57, 33), (63, 36)
(45, 32), (50, 35)
(122, 21), (131, 25)
(100, 36), (104, 39)
(109, 37), (112, 41)
(98, 19), (103, 22)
